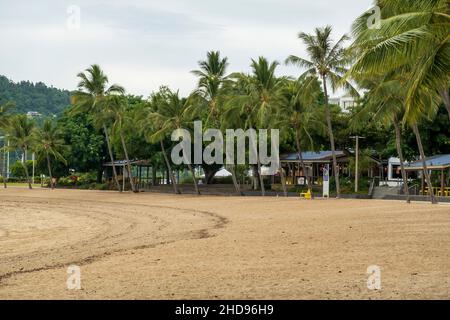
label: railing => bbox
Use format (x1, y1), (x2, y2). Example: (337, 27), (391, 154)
(408, 184), (419, 196)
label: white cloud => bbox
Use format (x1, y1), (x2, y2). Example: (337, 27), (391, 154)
(0, 0), (372, 96)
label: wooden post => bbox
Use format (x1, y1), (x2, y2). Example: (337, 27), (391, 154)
(138, 166), (142, 189)
(421, 172), (425, 195)
(441, 169), (445, 197)
(406, 170), (409, 194)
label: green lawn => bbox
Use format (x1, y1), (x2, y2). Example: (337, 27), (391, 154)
(3, 182), (44, 188)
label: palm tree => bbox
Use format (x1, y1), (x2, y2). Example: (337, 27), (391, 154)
(147, 88), (200, 195)
(0, 102), (14, 188)
(138, 90), (180, 195)
(191, 51), (229, 127)
(71, 64), (125, 192)
(226, 57), (284, 196)
(191, 51), (242, 195)
(278, 76), (325, 198)
(352, 71), (438, 204)
(286, 26), (358, 198)
(351, 75), (411, 203)
(33, 119), (67, 189)
(106, 95), (137, 193)
(349, 0), (450, 120)
(6, 115), (35, 189)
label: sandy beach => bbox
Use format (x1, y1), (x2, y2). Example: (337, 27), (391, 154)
(0, 188), (449, 299)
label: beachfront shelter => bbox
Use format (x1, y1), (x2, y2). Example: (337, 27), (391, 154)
(280, 151), (349, 186)
(404, 154), (450, 196)
(103, 160), (154, 190)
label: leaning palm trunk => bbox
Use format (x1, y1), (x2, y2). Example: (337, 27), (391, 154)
(412, 124), (437, 205)
(120, 133), (137, 193)
(295, 132), (313, 199)
(22, 149), (32, 189)
(160, 140), (180, 194)
(393, 121), (410, 203)
(227, 164), (243, 196)
(103, 124), (121, 192)
(187, 163), (200, 195)
(46, 151), (54, 190)
(441, 89), (450, 120)
(322, 76), (340, 198)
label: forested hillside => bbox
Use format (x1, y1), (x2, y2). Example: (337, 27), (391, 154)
(0, 75), (70, 116)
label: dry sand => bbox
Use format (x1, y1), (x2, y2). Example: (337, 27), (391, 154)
(0, 188), (449, 299)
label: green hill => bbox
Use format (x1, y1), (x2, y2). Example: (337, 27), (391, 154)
(0, 75), (70, 116)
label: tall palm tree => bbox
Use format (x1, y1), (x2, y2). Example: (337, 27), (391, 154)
(71, 64), (125, 192)
(106, 95), (137, 193)
(226, 57), (284, 196)
(191, 51), (242, 195)
(286, 26), (358, 198)
(33, 119), (67, 189)
(351, 75), (411, 203)
(353, 71), (438, 204)
(6, 115), (35, 189)
(191, 51), (229, 127)
(277, 76), (325, 198)
(147, 88), (200, 195)
(0, 102), (14, 188)
(349, 0), (450, 120)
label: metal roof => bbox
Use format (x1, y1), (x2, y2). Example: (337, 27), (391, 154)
(404, 154), (450, 171)
(103, 159), (151, 166)
(280, 151), (346, 162)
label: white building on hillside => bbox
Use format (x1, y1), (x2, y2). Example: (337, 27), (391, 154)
(329, 93), (358, 112)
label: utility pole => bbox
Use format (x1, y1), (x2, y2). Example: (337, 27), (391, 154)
(350, 136), (365, 193)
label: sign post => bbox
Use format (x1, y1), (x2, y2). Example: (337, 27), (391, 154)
(323, 164), (330, 198)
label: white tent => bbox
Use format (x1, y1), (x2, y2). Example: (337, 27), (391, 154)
(214, 168), (232, 177)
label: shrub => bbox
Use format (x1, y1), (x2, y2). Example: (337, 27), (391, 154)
(76, 172), (97, 186)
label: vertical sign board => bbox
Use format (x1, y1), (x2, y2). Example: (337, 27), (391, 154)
(323, 164), (330, 198)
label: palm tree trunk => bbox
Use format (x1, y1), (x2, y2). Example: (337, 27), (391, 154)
(393, 121), (410, 203)
(120, 132), (137, 193)
(228, 164), (243, 196)
(22, 149), (32, 189)
(160, 140), (180, 194)
(412, 123), (437, 204)
(46, 151), (54, 190)
(1, 148), (6, 188)
(256, 158), (266, 196)
(322, 75), (340, 198)
(103, 124), (121, 192)
(187, 163), (200, 195)
(249, 126), (265, 196)
(295, 131), (314, 199)
(279, 164), (288, 197)
(251, 165), (259, 190)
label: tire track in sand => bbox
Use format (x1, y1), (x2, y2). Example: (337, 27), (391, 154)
(0, 196), (229, 285)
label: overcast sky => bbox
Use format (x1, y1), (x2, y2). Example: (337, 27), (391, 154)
(0, 0), (372, 97)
